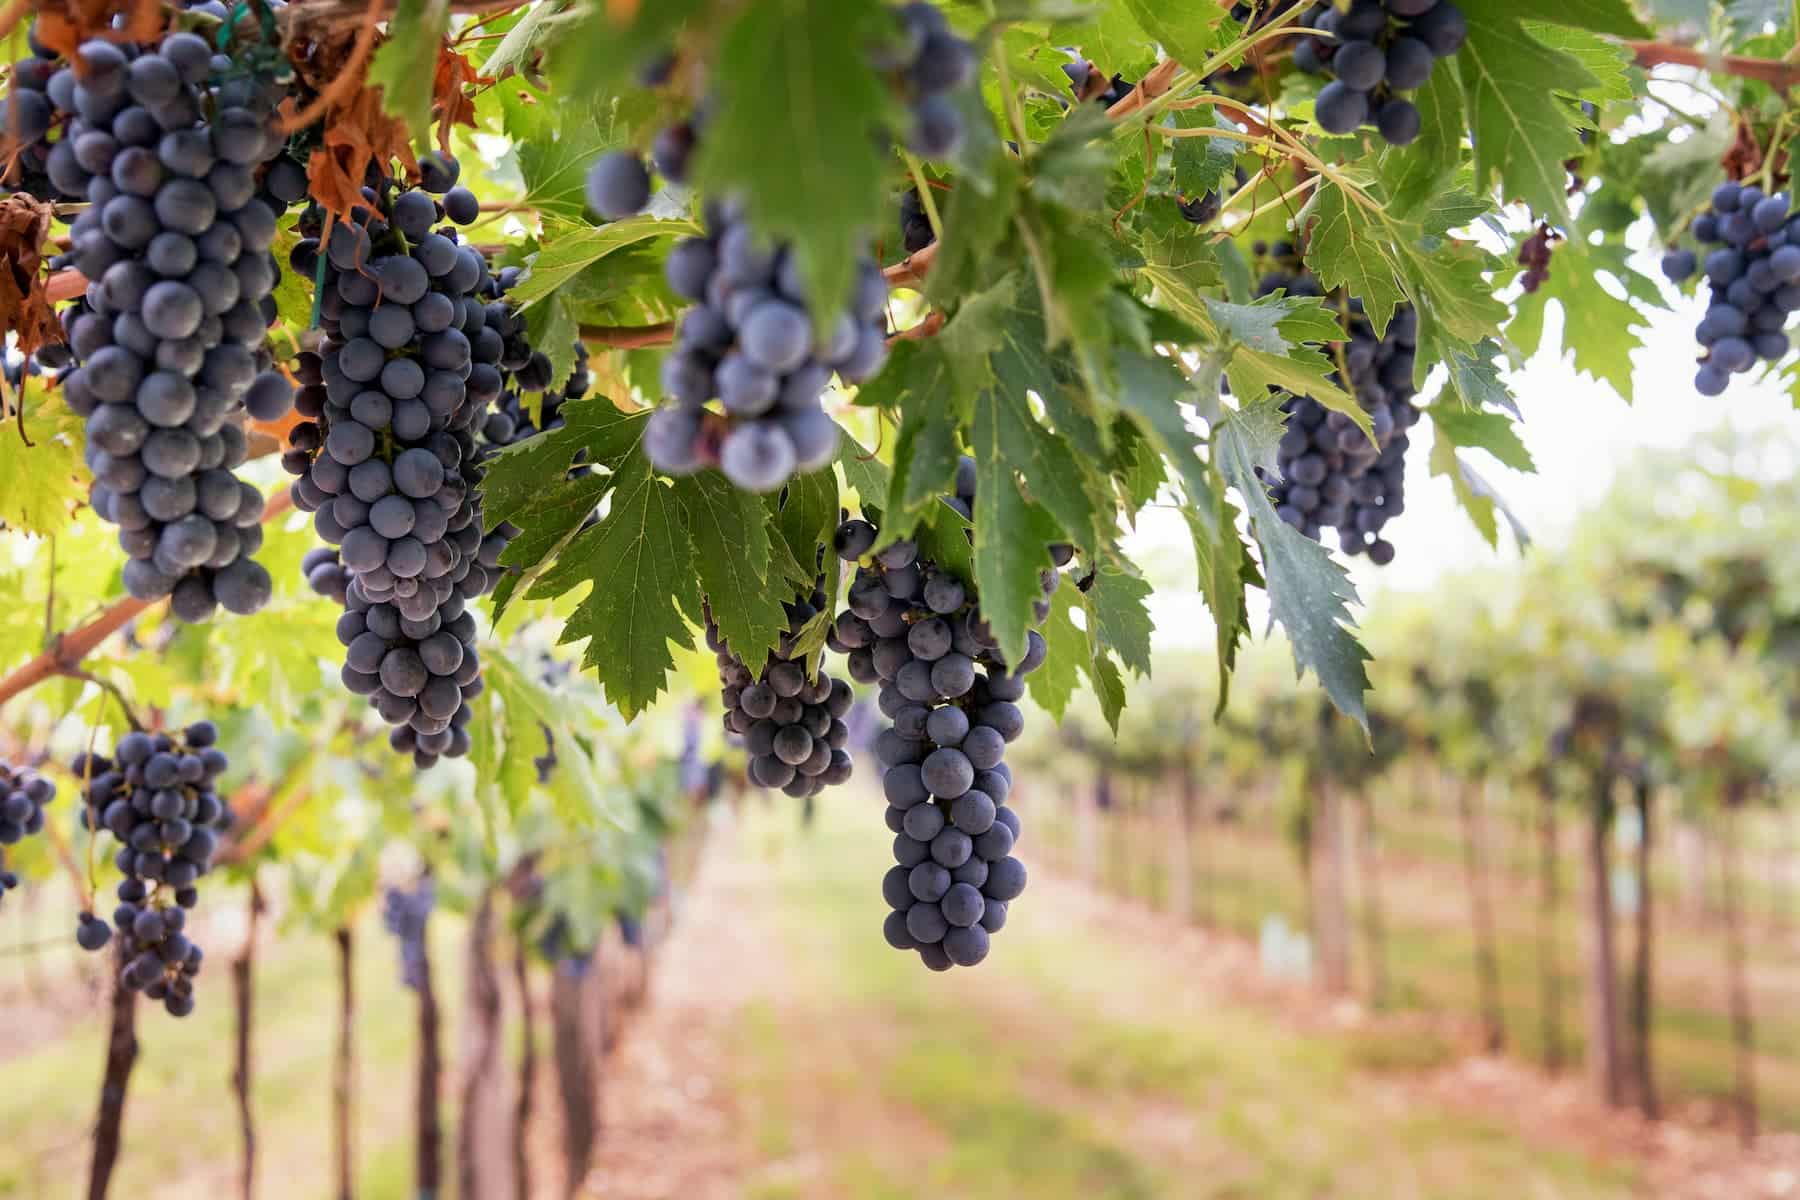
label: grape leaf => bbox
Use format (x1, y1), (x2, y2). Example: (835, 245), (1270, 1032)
(1427, 336), (1521, 419)
(524, 293), (579, 395)
(1506, 239), (1648, 400)
(0, 375), (85, 536)
(673, 472), (787, 675)
(1525, 24), (1637, 103)
(1113, 349), (1209, 514)
(1213, 398), (1370, 731)
(1429, 427), (1531, 550)
(1027, 584), (1086, 721)
(367, 0), (450, 145)
(512, 217), (698, 309)
(1493, 0), (1651, 35)
(528, 447), (699, 719)
(1118, 0), (1225, 70)
(1183, 485), (1258, 716)
(885, 371), (965, 545)
(1454, 2), (1596, 223)
(1379, 68), (1466, 222)
(1306, 182), (1509, 346)
(482, 1), (582, 79)
(833, 426), (890, 511)
(970, 399), (1064, 668)
(1430, 405), (1537, 473)
(926, 157), (1022, 308)
(695, 0), (896, 324)
(550, 0), (705, 99)
(1169, 109), (1241, 200)
(1081, 566), (1154, 678)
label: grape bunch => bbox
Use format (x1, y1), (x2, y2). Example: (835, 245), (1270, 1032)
(483, 342), (590, 446)
(873, 1), (979, 159)
(1292, 1), (1468, 145)
(1659, 181), (1800, 396)
(1060, 58), (1135, 108)
(382, 880), (435, 990)
(282, 162), (523, 766)
(71, 722), (231, 1017)
(1253, 245), (1418, 563)
(28, 32), (297, 621)
(582, 1), (976, 221)
(1518, 223), (1559, 295)
(900, 188), (936, 255)
(708, 588), (856, 799)
(0, 762), (56, 907)
(644, 199), (889, 492)
(831, 480), (1053, 970)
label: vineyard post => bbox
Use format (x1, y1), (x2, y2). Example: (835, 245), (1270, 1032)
(550, 962), (595, 1197)
(230, 876), (265, 1200)
(1458, 778), (1505, 1053)
(1719, 786), (1759, 1145)
(459, 887), (504, 1200)
(416, 911), (444, 1196)
(1353, 791), (1389, 1011)
(1535, 782), (1566, 1073)
(333, 926), (356, 1200)
(1626, 777), (1660, 1120)
(512, 941), (536, 1200)
(1582, 770), (1624, 1107)
(87, 942), (138, 1200)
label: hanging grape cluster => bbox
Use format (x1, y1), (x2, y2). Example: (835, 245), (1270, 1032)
(708, 584), (856, 799)
(282, 158), (522, 768)
(1293, 1), (1468, 145)
(1660, 181), (1800, 396)
(642, 199), (889, 492)
(1250, 245), (1418, 564)
(20, 28), (297, 622)
(832, 462), (1053, 970)
(72, 722), (230, 1016)
(382, 880), (435, 990)
(583, 2), (977, 221)
(0, 761), (55, 906)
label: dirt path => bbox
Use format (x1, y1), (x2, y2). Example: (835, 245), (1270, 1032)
(578, 823), (761, 1200)
(577, 805), (1799, 1200)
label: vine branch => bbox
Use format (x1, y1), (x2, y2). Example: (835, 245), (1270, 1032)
(1628, 41), (1800, 91)
(0, 485), (296, 712)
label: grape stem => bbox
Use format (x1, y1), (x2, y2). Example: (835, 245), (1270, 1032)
(0, 484), (296, 711)
(1628, 40), (1800, 91)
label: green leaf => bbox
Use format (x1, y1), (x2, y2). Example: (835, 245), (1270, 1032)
(513, 217), (699, 309)
(833, 426), (890, 510)
(1118, 0), (1225, 68)
(0, 376), (86, 536)
(1114, 349), (1209, 513)
(970, 396), (1064, 667)
(1525, 24), (1637, 102)
(366, 0), (449, 144)
(884, 375), (965, 544)
(694, 0), (895, 323)
(1306, 182), (1509, 347)
(1430, 405), (1536, 473)
(1169, 109), (1241, 200)
(482, 1), (582, 79)
(1430, 425), (1531, 550)
(1214, 398), (1370, 730)
(530, 442), (698, 719)
(1454, 2), (1596, 222)
(926, 156), (1022, 308)
(524, 293), (580, 395)
(1082, 567), (1154, 677)
(1027, 584), (1086, 721)
(1506, 239), (1648, 400)
(672, 471), (790, 674)
(550, 0), (706, 100)
(1183, 483), (1256, 716)
(1379, 68), (1467, 222)
(1431, 337), (1521, 419)
(1491, 0), (1650, 35)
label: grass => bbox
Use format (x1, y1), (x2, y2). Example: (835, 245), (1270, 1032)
(723, 799), (1647, 1200)
(0, 915), (465, 1200)
(1056, 796), (1800, 1131)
